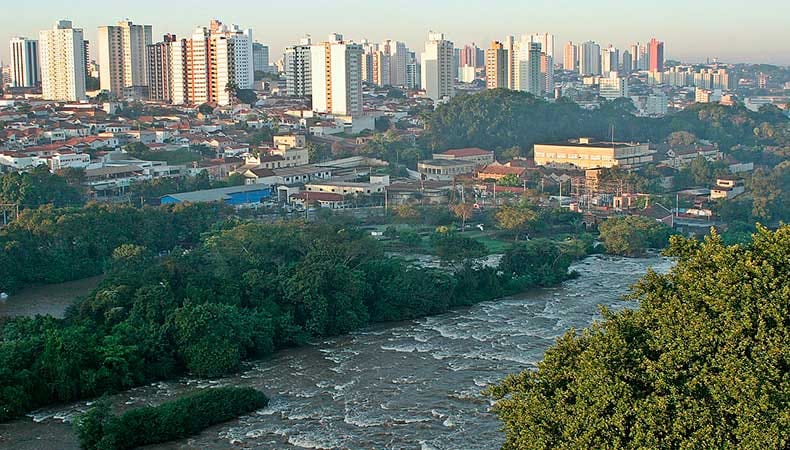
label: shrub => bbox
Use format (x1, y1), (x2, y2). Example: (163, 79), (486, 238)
(75, 387), (268, 450)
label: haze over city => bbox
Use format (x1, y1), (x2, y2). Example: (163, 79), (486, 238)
(0, 1), (787, 449)
(2, 0), (790, 65)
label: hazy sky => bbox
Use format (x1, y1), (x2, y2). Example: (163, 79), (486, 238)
(2, 0), (789, 65)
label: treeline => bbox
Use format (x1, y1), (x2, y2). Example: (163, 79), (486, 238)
(0, 165), (82, 209)
(0, 221), (579, 421)
(423, 89), (790, 158)
(76, 387), (268, 450)
(488, 225), (789, 450)
(0, 202), (233, 292)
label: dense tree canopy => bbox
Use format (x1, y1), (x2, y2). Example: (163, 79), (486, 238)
(598, 216), (673, 256)
(489, 226), (789, 450)
(0, 165), (82, 208)
(423, 89), (790, 159)
(0, 218), (580, 422)
(0, 202), (232, 292)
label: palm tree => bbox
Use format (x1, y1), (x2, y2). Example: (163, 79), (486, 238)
(225, 81), (239, 107)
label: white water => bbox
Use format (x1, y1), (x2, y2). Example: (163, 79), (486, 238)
(6, 255), (672, 450)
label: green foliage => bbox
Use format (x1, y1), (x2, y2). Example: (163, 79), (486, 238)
(1, 219), (579, 421)
(598, 216), (673, 256)
(424, 89), (790, 157)
(489, 226), (790, 450)
(429, 232), (487, 262)
(0, 202), (232, 293)
(750, 161), (789, 223)
(0, 165), (82, 208)
(75, 387), (268, 450)
(496, 201), (538, 239)
(499, 238), (578, 288)
(235, 89), (258, 106)
(497, 173), (522, 187)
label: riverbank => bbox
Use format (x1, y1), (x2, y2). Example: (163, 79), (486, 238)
(0, 275), (103, 319)
(1, 254), (673, 449)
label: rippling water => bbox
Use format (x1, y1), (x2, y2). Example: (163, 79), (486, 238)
(2, 254), (672, 450)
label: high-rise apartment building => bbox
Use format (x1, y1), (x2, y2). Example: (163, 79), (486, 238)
(372, 49), (391, 86)
(621, 50), (632, 74)
(578, 41), (601, 76)
(540, 53), (554, 93)
(504, 35), (516, 90)
(170, 19), (254, 106)
(39, 20), (86, 101)
(284, 36), (312, 97)
(485, 41), (507, 89)
(97, 20), (152, 98)
(601, 45), (619, 76)
(310, 40), (363, 115)
(421, 31), (454, 102)
(460, 43), (482, 68)
(529, 33), (554, 58)
(405, 52), (420, 90)
(146, 34), (176, 102)
(9, 37), (40, 87)
(384, 40), (409, 87)
(563, 41), (578, 71)
(648, 38), (664, 73)
(518, 42), (543, 96)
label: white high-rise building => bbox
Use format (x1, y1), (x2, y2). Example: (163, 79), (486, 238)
(599, 72), (629, 100)
(39, 20), (86, 101)
(311, 40), (363, 115)
(515, 41), (543, 95)
(421, 31), (454, 102)
(97, 20), (152, 97)
(384, 40), (409, 87)
(285, 36), (312, 97)
(578, 41), (601, 76)
(529, 33), (554, 59)
(504, 35), (516, 89)
(9, 37), (40, 87)
(601, 45), (619, 76)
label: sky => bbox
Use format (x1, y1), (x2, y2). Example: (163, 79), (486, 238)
(2, 0), (789, 66)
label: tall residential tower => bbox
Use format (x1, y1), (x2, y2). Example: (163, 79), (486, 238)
(39, 20), (86, 101)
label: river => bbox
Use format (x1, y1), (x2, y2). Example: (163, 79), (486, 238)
(0, 276), (103, 319)
(1, 254), (672, 450)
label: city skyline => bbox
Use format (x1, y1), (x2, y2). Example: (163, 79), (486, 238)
(1, 0), (789, 66)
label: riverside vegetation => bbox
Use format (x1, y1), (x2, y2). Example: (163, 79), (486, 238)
(489, 225), (789, 449)
(0, 219), (581, 422)
(75, 387), (268, 450)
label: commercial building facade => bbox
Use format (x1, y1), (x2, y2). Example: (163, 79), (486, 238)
(534, 137), (654, 169)
(9, 37), (40, 87)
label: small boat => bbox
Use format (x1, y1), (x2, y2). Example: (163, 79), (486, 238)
(0, 293), (8, 300)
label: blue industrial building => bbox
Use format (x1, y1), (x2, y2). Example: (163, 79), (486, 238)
(160, 184), (274, 206)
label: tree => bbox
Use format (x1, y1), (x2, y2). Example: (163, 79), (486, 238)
(498, 173), (522, 187)
(667, 130), (697, 146)
(197, 104), (214, 116)
(235, 89), (258, 106)
(453, 203), (474, 229)
(598, 215), (672, 256)
(489, 226), (789, 450)
(495, 202), (538, 239)
(224, 81), (239, 106)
